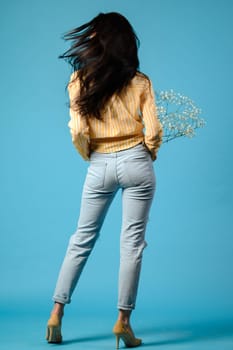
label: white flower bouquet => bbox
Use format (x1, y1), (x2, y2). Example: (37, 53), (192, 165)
(155, 89), (206, 143)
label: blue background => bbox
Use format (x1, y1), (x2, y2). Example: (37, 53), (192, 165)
(0, 0), (233, 349)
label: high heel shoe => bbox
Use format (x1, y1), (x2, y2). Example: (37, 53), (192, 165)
(113, 320), (142, 348)
(46, 314), (62, 343)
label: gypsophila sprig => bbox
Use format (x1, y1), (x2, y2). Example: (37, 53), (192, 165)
(155, 89), (206, 143)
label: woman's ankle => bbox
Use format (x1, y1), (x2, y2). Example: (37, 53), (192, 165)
(118, 309), (132, 325)
(51, 302), (65, 317)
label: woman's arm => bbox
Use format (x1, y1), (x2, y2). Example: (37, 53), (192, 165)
(67, 73), (90, 161)
(140, 79), (163, 161)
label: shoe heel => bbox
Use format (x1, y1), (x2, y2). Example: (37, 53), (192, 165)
(115, 335), (120, 349)
(113, 320), (142, 348)
(46, 314), (62, 343)
(46, 325), (62, 343)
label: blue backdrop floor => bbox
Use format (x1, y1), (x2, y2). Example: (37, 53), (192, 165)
(1, 306), (233, 350)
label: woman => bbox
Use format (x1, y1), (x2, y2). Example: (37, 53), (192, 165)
(46, 12), (163, 348)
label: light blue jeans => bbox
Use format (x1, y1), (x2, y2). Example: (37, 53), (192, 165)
(53, 143), (156, 310)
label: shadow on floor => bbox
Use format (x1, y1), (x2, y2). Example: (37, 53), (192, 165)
(61, 333), (112, 345)
(59, 318), (233, 346)
(140, 319), (233, 347)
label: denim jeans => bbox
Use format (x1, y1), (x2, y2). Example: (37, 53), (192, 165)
(53, 143), (156, 310)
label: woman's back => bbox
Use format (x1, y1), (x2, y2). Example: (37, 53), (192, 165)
(68, 71), (163, 159)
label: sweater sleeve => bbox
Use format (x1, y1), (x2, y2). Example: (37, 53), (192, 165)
(140, 79), (163, 161)
(67, 73), (90, 161)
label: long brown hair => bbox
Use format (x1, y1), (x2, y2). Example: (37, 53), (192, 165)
(59, 12), (140, 119)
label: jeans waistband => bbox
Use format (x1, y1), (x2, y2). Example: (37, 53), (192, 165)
(90, 143), (146, 161)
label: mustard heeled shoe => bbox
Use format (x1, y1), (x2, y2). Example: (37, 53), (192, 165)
(113, 320), (142, 349)
(46, 314), (62, 343)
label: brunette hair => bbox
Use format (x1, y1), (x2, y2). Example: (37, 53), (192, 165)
(59, 12), (140, 119)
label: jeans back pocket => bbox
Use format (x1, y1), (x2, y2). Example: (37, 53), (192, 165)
(85, 161), (107, 189)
